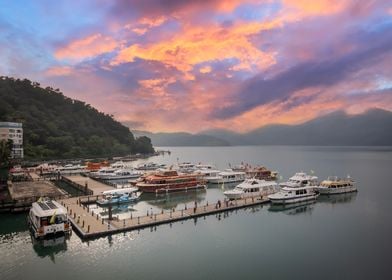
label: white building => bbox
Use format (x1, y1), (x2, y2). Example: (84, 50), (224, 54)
(0, 122), (23, 158)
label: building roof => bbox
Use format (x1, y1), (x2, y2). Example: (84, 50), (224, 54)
(0, 122), (23, 128)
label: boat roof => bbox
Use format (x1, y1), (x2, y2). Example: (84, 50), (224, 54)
(282, 186), (315, 191)
(220, 171), (246, 175)
(102, 187), (138, 195)
(237, 179), (278, 188)
(31, 200), (67, 217)
(289, 172), (318, 181)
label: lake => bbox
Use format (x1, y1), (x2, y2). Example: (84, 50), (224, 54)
(1, 146), (391, 280)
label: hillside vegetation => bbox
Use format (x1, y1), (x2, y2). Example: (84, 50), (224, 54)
(0, 76), (154, 159)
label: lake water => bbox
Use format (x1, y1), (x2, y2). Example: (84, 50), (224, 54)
(1, 146), (391, 280)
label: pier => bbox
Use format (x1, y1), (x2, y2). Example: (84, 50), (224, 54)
(61, 175), (114, 195)
(60, 195), (269, 240)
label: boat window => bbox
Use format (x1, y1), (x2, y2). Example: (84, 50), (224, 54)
(304, 189), (307, 194)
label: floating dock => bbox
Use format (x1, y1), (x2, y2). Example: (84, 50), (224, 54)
(61, 175), (114, 195)
(60, 195), (269, 240)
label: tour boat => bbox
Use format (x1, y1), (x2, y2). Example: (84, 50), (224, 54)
(89, 167), (117, 179)
(56, 164), (86, 175)
(196, 169), (222, 183)
(208, 170), (246, 184)
(97, 187), (141, 206)
(135, 162), (166, 171)
(268, 186), (320, 204)
(224, 179), (280, 200)
(316, 176), (357, 195)
(280, 172), (319, 188)
(102, 169), (143, 180)
(245, 166), (279, 181)
(135, 170), (206, 193)
(28, 198), (72, 239)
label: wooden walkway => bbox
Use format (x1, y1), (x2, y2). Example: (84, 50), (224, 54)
(59, 196), (270, 240)
(62, 175), (114, 195)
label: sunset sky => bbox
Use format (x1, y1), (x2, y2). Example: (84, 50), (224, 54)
(1, 0), (391, 132)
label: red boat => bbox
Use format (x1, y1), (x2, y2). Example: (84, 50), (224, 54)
(136, 170), (206, 193)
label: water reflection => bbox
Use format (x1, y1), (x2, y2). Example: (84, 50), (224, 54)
(143, 189), (207, 209)
(31, 234), (68, 262)
(268, 201), (316, 215)
(317, 192), (358, 204)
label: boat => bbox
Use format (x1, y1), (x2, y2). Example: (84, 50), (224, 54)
(135, 162), (166, 171)
(208, 169), (246, 184)
(55, 164), (86, 175)
(196, 169), (222, 183)
(102, 169), (143, 180)
(97, 187), (141, 206)
(280, 172), (319, 188)
(223, 179), (280, 200)
(136, 170), (206, 193)
(316, 176), (357, 194)
(89, 167), (118, 179)
(28, 198), (72, 239)
(268, 186), (320, 204)
(245, 166), (278, 181)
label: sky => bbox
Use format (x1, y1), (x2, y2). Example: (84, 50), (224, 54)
(0, 0), (391, 133)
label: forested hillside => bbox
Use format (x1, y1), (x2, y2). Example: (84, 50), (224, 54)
(0, 76), (154, 159)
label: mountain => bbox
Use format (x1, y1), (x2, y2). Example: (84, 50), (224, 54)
(133, 130), (230, 146)
(134, 109), (392, 146)
(0, 76), (154, 159)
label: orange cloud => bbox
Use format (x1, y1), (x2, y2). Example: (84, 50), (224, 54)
(55, 33), (119, 61)
(199, 65), (212, 73)
(45, 66), (73, 76)
(125, 16), (168, 35)
(283, 0), (348, 16)
(112, 20), (280, 79)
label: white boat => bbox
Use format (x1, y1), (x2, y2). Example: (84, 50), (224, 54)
(268, 186), (319, 204)
(135, 162), (166, 171)
(56, 164), (86, 175)
(280, 172), (319, 188)
(316, 176), (357, 194)
(90, 167), (118, 179)
(224, 179), (280, 200)
(97, 187), (141, 206)
(102, 169), (143, 180)
(209, 169), (246, 184)
(196, 169), (221, 183)
(28, 198), (72, 238)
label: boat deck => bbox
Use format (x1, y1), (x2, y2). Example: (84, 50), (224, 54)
(59, 195), (270, 240)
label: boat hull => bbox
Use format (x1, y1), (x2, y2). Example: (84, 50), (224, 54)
(317, 186), (357, 195)
(269, 193), (319, 205)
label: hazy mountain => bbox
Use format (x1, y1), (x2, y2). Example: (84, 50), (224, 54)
(133, 131), (230, 146)
(133, 109), (392, 146)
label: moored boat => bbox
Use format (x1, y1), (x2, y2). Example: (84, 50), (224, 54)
(280, 172), (319, 188)
(208, 170), (246, 184)
(224, 179), (280, 200)
(268, 186), (319, 204)
(102, 169), (143, 180)
(28, 198), (72, 239)
(136, 170), (206, 193)
(316, 176), (357, 194)
(97, 187), (141, 206)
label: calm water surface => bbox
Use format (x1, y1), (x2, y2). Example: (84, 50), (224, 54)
(1, 146), (391, 280)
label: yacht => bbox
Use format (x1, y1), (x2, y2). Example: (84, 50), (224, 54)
(97, 187), (141, 206)
(196, 169), (221, 183)
(245, 166), (278, 180)
(102, 169), (143, 180)
(268, 186), (319, 204)
(316, 176), (357, 194)
(90, 167), (117, 179)
(135, 162), (166, 171)
(56, 164), (86, 175)
(28, 198), (72, 238)
(136, 170), (206, 193)
(224, 179), (280, 200)
(280, 172), (319, 188)
(209, 170), (246, 184)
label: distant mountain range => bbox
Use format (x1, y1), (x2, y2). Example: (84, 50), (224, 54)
(132, 109), (392, 146)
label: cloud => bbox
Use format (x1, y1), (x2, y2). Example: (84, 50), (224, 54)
(55, 33), (119, 61)
(111, 20), (280, 79)
(212, 29), (392, 119)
